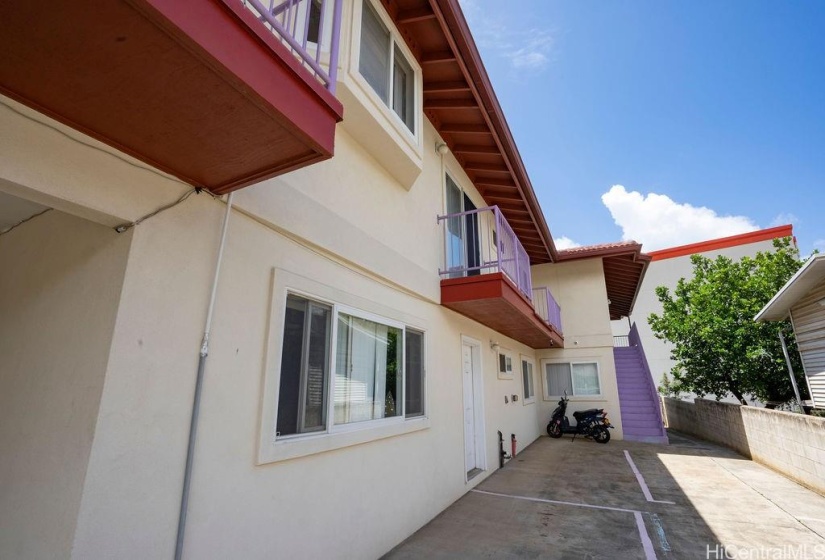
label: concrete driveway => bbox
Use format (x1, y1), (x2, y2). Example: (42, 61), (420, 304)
(385, 431), (825, 559)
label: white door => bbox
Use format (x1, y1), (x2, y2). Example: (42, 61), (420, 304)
(462, 343), (476, 472)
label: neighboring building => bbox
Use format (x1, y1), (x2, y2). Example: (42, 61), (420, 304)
(612, 225), (795, 399)
(756, 254), (825, 409)
(0, 1), (654, 558)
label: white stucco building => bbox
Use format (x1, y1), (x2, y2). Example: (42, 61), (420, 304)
(0, 1), (653, 558)
(612, 225), (795, 394)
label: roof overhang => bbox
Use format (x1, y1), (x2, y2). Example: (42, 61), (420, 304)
(557, 241), (651, 320)
(755, 254), (825, 322)
(385, 0), (557, 264)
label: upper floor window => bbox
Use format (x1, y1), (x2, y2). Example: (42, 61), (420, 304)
(359, 1), (415, 133)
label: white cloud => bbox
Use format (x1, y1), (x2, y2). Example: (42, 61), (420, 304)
(554, 236), (581, 250)
(601, 185), (760, 252)
(509, 32), (553, 70)
(770, 212), (799, 227)
(459, 0), (554, 72)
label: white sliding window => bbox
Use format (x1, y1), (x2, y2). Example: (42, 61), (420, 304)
(335, 313), (402, 424)
(359, 1), (416, 133)
(276, 294), (424, 440)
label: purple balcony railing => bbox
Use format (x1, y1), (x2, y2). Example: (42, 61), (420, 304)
(241, 0), (342, 92)
(531, 287), (563, 334)
(437, 205), (533, 298)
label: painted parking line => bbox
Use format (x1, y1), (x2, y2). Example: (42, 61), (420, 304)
(471, 489), (658, 560)
(624, 450), (675, 505)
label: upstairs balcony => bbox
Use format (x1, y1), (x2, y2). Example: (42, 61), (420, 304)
(438, 206), (563, 349)
(0, 0), (344, 195)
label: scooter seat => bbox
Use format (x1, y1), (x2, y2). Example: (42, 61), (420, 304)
(573, 408), (602, 419)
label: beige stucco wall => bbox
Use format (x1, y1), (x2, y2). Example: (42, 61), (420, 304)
(1, 76), (546, 559)
(0, 210), (132, 560)
(68, 193), (544, 559)
(531, 259), (624, 439)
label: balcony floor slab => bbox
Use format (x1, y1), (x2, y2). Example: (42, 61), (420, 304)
(441, 272), (563, 349)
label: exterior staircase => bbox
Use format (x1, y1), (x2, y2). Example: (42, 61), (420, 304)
(614, 324), (668, 444)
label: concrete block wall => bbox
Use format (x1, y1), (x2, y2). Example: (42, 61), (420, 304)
(662, 397), (825, 495)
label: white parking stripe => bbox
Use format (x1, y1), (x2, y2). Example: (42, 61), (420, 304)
(470, 489), (658, 560)
(624, 450), (675, 504)
(471, 488), (638, 513)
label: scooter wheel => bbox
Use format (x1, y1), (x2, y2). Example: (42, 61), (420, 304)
(593, 427), (610, 444)
(547, 422), (562, 438)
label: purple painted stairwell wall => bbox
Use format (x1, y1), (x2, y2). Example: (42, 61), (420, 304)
(615, 324), (668, 444)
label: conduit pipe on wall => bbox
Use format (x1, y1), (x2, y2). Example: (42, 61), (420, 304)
(174, 192), (235, 560)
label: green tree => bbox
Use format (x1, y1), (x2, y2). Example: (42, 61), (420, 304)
(657, 372), (681, 399)
(648, 238), (807, 404)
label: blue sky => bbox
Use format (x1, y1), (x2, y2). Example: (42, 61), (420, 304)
(460, 1), (825, 256)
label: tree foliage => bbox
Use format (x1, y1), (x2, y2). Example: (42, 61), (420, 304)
(648, 238), (807, 404)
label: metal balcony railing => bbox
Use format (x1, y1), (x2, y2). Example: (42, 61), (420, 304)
(438, 206), (533, 298)
(532, 287), (563, 334)
(613, 335), (630, 347)
(241, 0), (342, 92)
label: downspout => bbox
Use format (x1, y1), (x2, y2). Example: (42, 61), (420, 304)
(174, 192), (235, 560)
(778, 328), (806, 414)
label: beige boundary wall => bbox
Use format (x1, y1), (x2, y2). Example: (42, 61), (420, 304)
(662, 397), (825, 495)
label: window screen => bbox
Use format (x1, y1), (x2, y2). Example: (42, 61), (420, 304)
(405, 329), (425, 417)
(359, 3), (390, 102)
(277, 295), (331, 436)
(522, 360), (535, 400)
(545, 362), (573, 397)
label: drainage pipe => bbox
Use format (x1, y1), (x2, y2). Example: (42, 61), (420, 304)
(174, 192), (235, 560)
(778, 329), (806, 414)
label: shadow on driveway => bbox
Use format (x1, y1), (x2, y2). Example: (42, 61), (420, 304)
(384, 430), (825, 559)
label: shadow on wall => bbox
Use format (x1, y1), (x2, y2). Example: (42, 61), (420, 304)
(662, 397), (825, 495)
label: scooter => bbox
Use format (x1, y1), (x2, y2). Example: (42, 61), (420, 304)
(546, 392), (612, 443)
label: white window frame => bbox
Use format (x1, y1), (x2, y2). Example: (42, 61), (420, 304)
(275, 292), (427, 440)
(497, 349), (514, 380)
(355, 0), (420, 138)
(541, 360), (603, 400)
(520, 355), (536, 405)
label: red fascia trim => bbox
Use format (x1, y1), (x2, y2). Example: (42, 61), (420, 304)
(648, 225), (794, 261)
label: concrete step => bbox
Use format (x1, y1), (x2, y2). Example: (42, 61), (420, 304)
(618, 389), (653, 398)
(616, 373), (647, 379)
(621, 407), (657, 417)
(623, 425), (666, 437)
(618, 382), (651, 389)
(624, 433), (669, 445)
(622, 417), (661, 429)
(618, 394), (654, 402)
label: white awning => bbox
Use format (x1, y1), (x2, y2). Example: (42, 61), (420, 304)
(755, 254), (825, 322)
